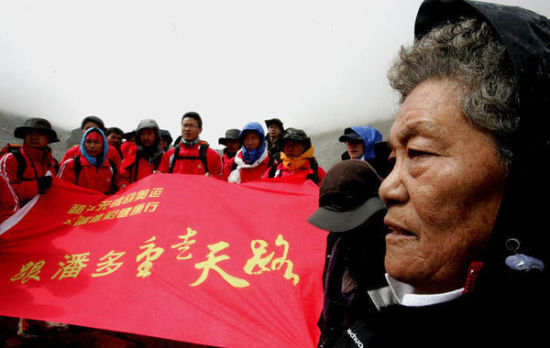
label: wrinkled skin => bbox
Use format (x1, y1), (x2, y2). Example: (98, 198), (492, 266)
(379, 78), (506, 294)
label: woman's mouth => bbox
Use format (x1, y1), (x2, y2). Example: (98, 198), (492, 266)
(384, 219), (417, 240)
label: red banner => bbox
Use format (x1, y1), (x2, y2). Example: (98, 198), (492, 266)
(0, 174), (326, 347)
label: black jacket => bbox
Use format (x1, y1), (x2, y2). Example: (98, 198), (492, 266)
(318, 212), (387, 348)
(333, 1), (550, 346)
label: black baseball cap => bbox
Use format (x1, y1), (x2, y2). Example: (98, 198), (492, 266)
(280, 128), (311, 149)
(339, 128), (363, 143)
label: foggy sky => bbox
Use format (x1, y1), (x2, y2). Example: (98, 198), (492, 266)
(1, 0), (549, 146)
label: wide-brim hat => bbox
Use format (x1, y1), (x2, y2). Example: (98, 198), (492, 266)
(123, 130), (136, 140)
(14, 118), (59, 143)
(265, 118), (284, 131)
(160, 129), (173, 143)
(307, 160), (386, 232)
(218, 129), (241, 145)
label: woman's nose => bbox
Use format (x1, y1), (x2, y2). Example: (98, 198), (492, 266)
(379, 160), (408, 206)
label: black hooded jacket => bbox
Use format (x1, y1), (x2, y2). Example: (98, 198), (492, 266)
(128, 120), (164, 182)
(333, 1), (550, 347)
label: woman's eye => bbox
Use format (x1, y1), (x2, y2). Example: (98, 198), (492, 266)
(408, 149), (429, 158)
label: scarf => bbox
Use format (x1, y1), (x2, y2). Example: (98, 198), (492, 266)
(180, 138), (201, 147)
(228, 148), (268, 184)
(280, 146), (315, 173)
(242, 140), (266, 164)
(80, 128), (108, 167)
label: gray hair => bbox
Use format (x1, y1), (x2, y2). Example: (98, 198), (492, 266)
(387, 18), (519, 167)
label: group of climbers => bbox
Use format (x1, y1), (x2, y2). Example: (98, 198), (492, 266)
(0, 112), (387, 225)
(0, 112), (388, 347)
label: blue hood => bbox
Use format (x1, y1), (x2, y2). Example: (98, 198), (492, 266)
(240, 122), (266, 164)
(80, 127), (108, 167)
(350, 126), (382, 160)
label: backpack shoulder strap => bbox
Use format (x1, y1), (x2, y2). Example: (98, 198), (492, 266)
(152, 152), (163, 171)
(108, 159), (118, 192)
(169, 144), (180, 173)
(108, 159), (117, 177)
(306, 158), (320, 185)
(73, 155), (82, 183)
(169, 143), (209, 174)
(11, 149), (27, 181)
(198, 143), (209, 174)
(52, 158), (60, 175)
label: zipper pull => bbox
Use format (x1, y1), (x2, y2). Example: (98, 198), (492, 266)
(462, 261), (483, 295)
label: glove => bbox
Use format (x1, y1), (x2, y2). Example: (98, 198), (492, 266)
(37, 176), (53, 194)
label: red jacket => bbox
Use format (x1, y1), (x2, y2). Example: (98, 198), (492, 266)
(57, 155), (126, 194)
(0, 145), (58, 204)
(0, 172), (19, 224)
(262, 159), (326, 185)
(120, 141), (134, 160)
(165, 142), (222, 177)
(221, 151), (237, 180)
(223, 152), (270, 183)
(62, 144), (122, 168)
(120, 143), (169, 183)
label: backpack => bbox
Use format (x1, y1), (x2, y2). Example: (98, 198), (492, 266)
(169, 143), (209, 174)
(73, 155), (117, 193)
(0, 143), (59, 181)
(267, 157), (320, 185)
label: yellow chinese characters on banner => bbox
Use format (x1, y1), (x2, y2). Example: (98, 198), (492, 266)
(136, 237), (165, 278)
(244, 235), (300, 285)
(10, 260), (45, 284)
(63, 188), (164, 227)
(9, 226), (301, 289)
(51, 253), (91, 280)
(191, 241), (250, 288)
(92, 251), (126, 278)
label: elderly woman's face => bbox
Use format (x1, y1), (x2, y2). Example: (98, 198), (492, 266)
(379, 78), (506, 293)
